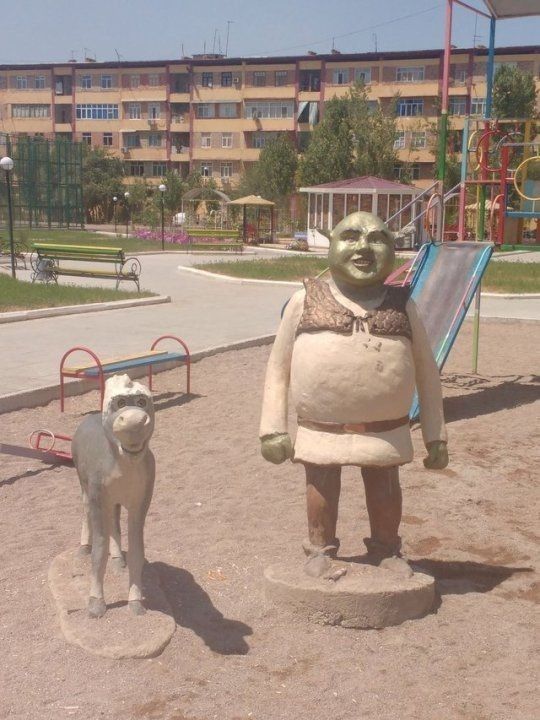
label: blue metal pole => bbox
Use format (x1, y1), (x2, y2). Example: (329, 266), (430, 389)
(485, 17), (496, 119)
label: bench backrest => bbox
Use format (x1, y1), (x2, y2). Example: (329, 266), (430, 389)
(33, 243), (125, 262)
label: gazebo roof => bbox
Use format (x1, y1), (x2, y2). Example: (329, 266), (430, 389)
(483, 0), (540, 18)
(228, 194), (275, 206)
(299, 175), (421, 195)
(183, 187), (231, 202)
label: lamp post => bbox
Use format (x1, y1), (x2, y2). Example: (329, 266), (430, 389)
(0, 156), (16, 279)
(158, 183), (166, 251)
(124, 191), (130, 238)
(113, 195), (118, 234)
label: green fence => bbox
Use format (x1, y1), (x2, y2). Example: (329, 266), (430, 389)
(0, 134), (84, 228)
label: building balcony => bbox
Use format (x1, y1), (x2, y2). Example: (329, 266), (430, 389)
(241, 118), (295, 131)
(169, 92), (191, 103)
(298, 91), (322, 102)
(192, 86), (243, 102)
(240, 148), (262, 161)
(242, 86), (296, 99)
(369, 81), (440, 98)
(121, 147), (167, 161)
(170, 118), (190, 132)
(191, 147), (243, 161)
(119, 87), (167, 102)
(54, 122), (72, 132)
(170, 148), (190, 161)
(7, 117), (53, 133)
(76, 89), (121, 103)
(3, 89), (52, 104)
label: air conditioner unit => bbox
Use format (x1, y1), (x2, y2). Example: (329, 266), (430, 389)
(233, 76), (240, 84)
(121, 146), (129, 153)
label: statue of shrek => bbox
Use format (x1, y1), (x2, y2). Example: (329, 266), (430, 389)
(259, 211), (448, 571)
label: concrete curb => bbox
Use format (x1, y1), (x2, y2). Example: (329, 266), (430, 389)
(0, 294), (171, 324)
(0, 333), (276, 415)
(179, 266), (540, 298)
(177, 265), (303, 287)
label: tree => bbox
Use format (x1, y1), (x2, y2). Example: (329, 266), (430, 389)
(82, 147), (125, 223)
(297, 97), (353, 186)
(297, 84), (399, 186)
(238, 133), (298, 204)
(493, 65), (537, 119)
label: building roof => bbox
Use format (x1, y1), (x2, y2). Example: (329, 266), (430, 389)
(483, 1), (540, 19)
(299, 176), (421, 194)
(0, 44), (537, 71)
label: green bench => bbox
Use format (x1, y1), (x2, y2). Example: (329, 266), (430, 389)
(30, 243), (141, 291)
(185, 228), (243, 254)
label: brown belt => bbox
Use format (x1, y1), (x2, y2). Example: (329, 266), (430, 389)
(298, 416), (409, 435)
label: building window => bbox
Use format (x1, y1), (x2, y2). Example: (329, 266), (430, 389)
(394, 163), (420, 181)
(221, 132), (232, 148)
(221, 162), (233, 179)
(221, 72), (232, 87)
(128, 162), (145, 177)
(245, 101), (294, 119)
(128, 103), (141, 119)
(131, 74), (140, 88)
(253, 133), (269, 149)
(411, 131), (427, 149)
(202, 72), (213, 88)
(394, 131), (406, 149)
(101, 75), (112, 89)
(125, 133), (141, 148)
(397, 98), (424, 117)
(197, 103), (215, 118)
(35, 76), (45, 89)
(454, 67), (468, 84)
(148, 74), (160, 86)
(82, 133), (92, 146)
(152, 162), (167, 177)
(219, 103), (236, 118)
(11, 104), (50, 118)
(449, 96), (466, 116)
(275, 70), (288, 86)
(201, 133), (212, 148)
(201, 162), (212, 177)
(396, 66), (425, 82)
(103, 133), (113, 146)
(332, 69), (349, 85)
(81, 75), (92, 90)
(253, 71), (266, 87)
(471, 97), (486, 116)
(148, 133), (162, 147)
(76, 104), (119, 120)
(16, 76), (28, 89)
(148, 103), (161, 119)
(354, 68), (371, 84)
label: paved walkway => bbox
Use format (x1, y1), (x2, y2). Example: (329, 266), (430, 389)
(1, 250), (539, 403)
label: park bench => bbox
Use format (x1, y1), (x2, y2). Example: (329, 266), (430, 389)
(185, 228), (243, 254)
(30, 243), (141, 291)
(59, 335), (191, 412)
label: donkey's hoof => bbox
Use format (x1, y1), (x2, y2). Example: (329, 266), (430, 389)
(88, 597), (107, 618)
(129, 600), (146, 616)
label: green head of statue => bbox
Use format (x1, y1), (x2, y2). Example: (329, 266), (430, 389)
(328, 211), (395, 289)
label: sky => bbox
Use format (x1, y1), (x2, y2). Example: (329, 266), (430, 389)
(1, 0), (539, 65)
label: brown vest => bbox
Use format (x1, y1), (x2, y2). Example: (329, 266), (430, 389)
(297, 278), (412, 341)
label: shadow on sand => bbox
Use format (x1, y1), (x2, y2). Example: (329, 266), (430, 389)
(152, 562), (252, 655)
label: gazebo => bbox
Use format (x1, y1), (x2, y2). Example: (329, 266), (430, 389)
(228, 194), (275, 244)
(181, 187), (231, 227)
(299, 176), (422, 249)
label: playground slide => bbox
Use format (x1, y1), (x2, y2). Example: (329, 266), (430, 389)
(409, 241), (494, 419)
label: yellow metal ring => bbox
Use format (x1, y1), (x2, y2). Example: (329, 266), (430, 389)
(513, 156), (540, 201)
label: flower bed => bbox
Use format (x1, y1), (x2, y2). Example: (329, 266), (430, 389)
(133, 229), (242, 246)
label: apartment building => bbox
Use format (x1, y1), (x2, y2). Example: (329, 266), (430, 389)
(0, 45), (538, 190)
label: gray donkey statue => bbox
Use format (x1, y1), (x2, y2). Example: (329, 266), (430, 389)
(72, 374), (155, 618)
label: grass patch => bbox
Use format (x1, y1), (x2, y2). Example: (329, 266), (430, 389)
(195, 256), (540, 293)
(0, 274), (153, 312)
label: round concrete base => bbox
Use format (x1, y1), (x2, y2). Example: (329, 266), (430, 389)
(264, 559), (435, 629)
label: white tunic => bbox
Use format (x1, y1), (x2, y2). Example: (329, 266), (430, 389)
(260, 282), (447, 467)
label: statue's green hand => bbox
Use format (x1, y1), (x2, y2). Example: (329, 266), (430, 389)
(260, 433), (293, 464)
(423, 440), (449, 470)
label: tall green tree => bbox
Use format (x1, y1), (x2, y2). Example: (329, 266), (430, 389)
(82, 147), (125, 223)
(239, 133), (298, 204)
(493, 65), (537, 119)
(297, 97), (353, 186)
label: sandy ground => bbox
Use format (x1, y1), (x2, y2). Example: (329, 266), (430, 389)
(1, 320), (539, 720)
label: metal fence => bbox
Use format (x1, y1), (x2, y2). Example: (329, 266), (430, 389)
(0, 134), (84, 228)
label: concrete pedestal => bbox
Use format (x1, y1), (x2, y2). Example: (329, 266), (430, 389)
(264, 559), (435, 629)
(49, 548), (176, 659)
